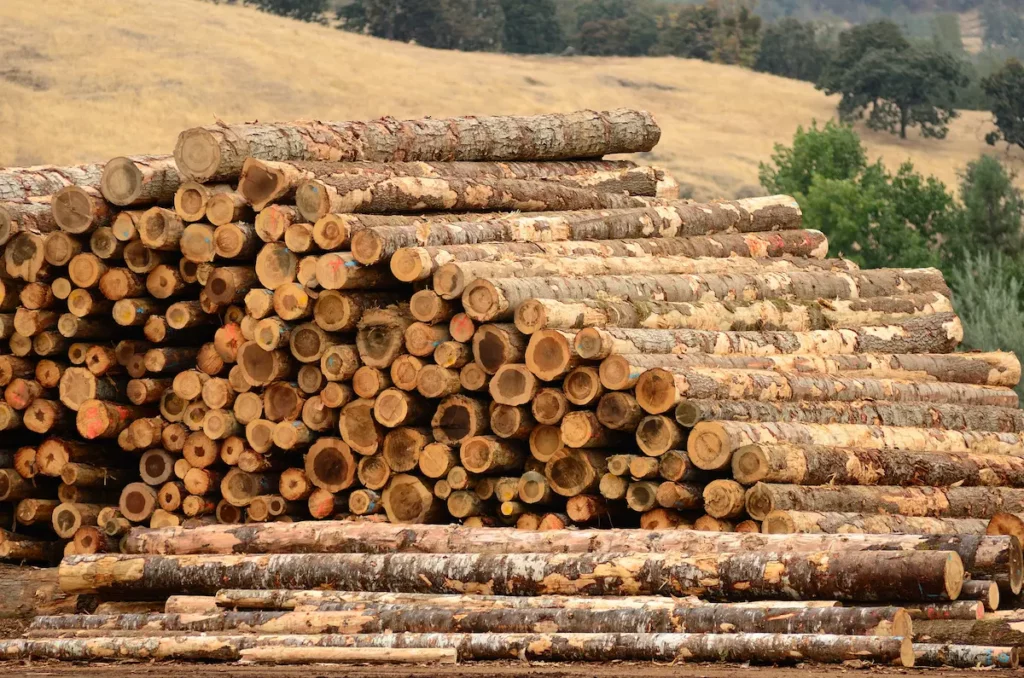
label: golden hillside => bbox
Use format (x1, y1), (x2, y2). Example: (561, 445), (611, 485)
(1, 0), (1021, 201)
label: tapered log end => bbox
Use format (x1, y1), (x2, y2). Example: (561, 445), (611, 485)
(175, 128), (222, 183)
(390, 248), (431, 282)
(295, 181), (331, 224)
(101, 157), (144, 206)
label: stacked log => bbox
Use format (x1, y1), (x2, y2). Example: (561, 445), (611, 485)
(0, 107), (1022, 668)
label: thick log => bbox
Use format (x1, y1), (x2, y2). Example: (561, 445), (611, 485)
(748, 483), (1024, 521)
(913, 618), (1024, 649)
(305, 438), (356, 493)
(0, 632), (913, 665)
(340, 399), (384, 455)
(579, 315), (964, 362)
(174, 110), (661, 182)
(382, 474), (443, 524)
(636, 368), (1015, 415)
(206, 192), (250, 226)
(58, 550), (961, 603)
(383, 428), (431, 473)
(677, 398), (1024, 433)
(688, 421), (1024, 472)
(463, 269), (948, 322)
(733, 443), (1024, 487)
(514, 292), (952, 334)
(101, 155), (181, 207)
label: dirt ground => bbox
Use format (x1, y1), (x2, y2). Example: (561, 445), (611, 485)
(0, 661), (957, 677)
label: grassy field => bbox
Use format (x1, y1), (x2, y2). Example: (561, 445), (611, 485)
(0, 0), (1021, 201)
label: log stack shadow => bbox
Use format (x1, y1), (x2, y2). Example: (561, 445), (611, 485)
(0, 108), (1021, 667)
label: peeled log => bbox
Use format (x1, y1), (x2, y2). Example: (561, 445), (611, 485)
(174, 109), (661, 182)
(57, 550), (961, 603)
(462, 269), (948, 322)
(576, 314), (963, 361)
(600, 351), (1020, 390)
(732, 443), (1024, 487)
(25, 604), (914, 637)
(676, 398), (1024, 433)
(0, 632), (913, 666)
(687, 421), (1024, 472)
(747, 483), (1024, 520)
(395, 229), (830, 284)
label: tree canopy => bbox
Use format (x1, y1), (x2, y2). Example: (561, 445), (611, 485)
(983, 59), (1024, 150)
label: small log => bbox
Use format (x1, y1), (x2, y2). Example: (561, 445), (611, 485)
(101, 155), (181, 207)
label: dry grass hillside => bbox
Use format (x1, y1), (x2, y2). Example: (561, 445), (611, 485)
(0, 0), (1021, 201)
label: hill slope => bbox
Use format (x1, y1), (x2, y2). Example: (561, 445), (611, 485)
(0, 0), (1020, 200)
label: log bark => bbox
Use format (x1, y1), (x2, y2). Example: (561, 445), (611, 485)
(462, 269), (948, 322)
(578, 314), (964, 361)
(25, 604), (915, 637)
(913, 643), (1018, 669)
(174, 110), (661, 182)
(352, 195), (802, 266)
(913, 618), (1024, 648)
(747, 483), (1024, 520)
(0, 163), (104, 202)
(101, 155), (181, 207)
(58, 550), (962, 603)
(0, 632), (913, 665)
(733, 443), (1024, 487)
(688, 421), (1024, 472)
(393, 229), (830, 284)
(676, 398), (1024, 433)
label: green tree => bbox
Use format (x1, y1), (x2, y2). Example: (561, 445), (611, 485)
(652, 5), (719, 60)
(501, 0), (564, 53)
(575, 0), (659, 56)
(712, 1), (762, 67)
(954, 155), (1024, 256)
(249, 0), (327, 22)
(949, 250), (1024, 396)
(754, 18), (829, 82)
(983, 59), (1024, 150)
(337, 0), (504, 51)
(981, 0), (1024, 48)
(758, 120), (867, 198)
(818, 19), (910, 91)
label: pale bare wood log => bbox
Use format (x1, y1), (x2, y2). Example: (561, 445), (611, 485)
(689, 420), (1024, 472)
(392, 229), (829, 284)
(51, 186), (112, 234)
(702, 480), (746, 518)
(733, 442), (1024, 487)
(101, 155), (181, 207)
(355, 195), (801, 266)
(284, 222), (315, 253)
(748, 483), (1024, 521)
(415, 365), (461, 399)
(579, 316), (964, 364)
(58, 549), (961, 606)
(213, 220), (259, 260)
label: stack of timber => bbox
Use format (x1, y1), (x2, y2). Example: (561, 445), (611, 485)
(1, 108), (1023, 667)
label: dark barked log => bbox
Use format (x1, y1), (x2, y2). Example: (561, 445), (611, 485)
(576, 313), (964, 362)
(635, 368), (1016, 415)
(25, 604), (913, 636)
(913, 644), (1018, 669)
(393, 229), (830, 284)
(733, 443), (1024, 487)
(58, 550), (962, 602)
(677, 399), (1024, 433)
(600, 351), (1022, 390)
(687, 421), (1024, 472)
(913, 618), (1024, 649)
(746, 483), (1024, 521)
(462, 270), (949, 322)
(0, 632), (914, 665)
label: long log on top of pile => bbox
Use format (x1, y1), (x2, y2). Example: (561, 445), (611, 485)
(174, 109), (662, 182)
(58, 550), (964, 601)
(0, 632), (917, 666)
(0, 164), (105, 202)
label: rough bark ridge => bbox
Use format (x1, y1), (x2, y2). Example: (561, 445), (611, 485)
(0, 632), (913, 665)
(0, 164), (104, 201)
(599, 351), (1020, 389)
(350, 195), (803, 265)
(0, 199), (57, 246)
(174, 109), (662, 182)
(746, 482), (1024, 520)
(515, 293), (951, 334)
(676, 398), (1024, 433)
(732, 442), (1024, 487)
(58, 550), (961, 602)
(578, 315), (964, 360)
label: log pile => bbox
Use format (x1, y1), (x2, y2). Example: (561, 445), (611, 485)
(0, 107), (1022, 667)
